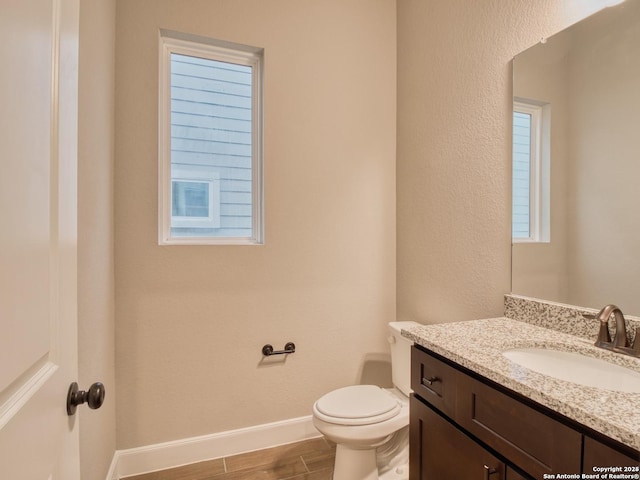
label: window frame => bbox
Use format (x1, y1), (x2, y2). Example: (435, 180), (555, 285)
(158, 30), (264, 245)
(512, 100), (549, 244)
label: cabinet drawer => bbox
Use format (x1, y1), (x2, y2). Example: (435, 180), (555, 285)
(411, 346), (457, 416)
(456, 373), (581, 478)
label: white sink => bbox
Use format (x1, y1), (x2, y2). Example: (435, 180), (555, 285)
(502, 348), (640, 393)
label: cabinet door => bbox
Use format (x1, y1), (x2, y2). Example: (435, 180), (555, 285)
(410, 396), (504, 480)
(583, 436), (640, 472)
(456, 373), (581, 478)
(506, 466), (531, 480)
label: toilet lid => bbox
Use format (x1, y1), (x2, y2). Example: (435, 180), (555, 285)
(314, 385), (400, 425)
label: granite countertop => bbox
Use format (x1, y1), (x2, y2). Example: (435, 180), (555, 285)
(402, 317), (640, 451)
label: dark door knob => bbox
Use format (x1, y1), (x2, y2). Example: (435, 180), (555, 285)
(67, 381), (105, 416)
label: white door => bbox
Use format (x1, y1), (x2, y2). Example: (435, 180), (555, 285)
(0, 0), (80, 478)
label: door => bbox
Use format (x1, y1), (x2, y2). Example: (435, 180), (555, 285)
(0, 0), (80, 478)
(410, 396), (505, 480)
(583, 437), (640, 470)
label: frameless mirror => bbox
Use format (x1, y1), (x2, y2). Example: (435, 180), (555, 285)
(511, 0), (640, 315)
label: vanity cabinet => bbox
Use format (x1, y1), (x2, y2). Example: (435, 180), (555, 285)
(455, 371), (581, 477)
(410, 397), (506, 479)
(583, 436), (639, 471)
(505, 467), (529, 480)
(410, 345), (640, 479)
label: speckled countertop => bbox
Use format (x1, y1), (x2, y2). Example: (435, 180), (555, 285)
(402, 317), (640, 451)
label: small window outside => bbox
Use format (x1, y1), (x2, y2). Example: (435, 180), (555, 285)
(512, 100), (550, 243)
(171, 165), (221, 229)
(159, 31), (263, 245)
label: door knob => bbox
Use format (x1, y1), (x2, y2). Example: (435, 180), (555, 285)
(67, 382), (105, 416)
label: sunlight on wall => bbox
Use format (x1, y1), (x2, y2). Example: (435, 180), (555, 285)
(562, 0), (625, 25)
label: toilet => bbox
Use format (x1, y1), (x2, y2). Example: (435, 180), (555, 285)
(312, 321), (418, 480)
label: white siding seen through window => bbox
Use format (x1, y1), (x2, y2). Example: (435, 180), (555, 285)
(512, 100), (549, 243)
(512, 110), (532, 239)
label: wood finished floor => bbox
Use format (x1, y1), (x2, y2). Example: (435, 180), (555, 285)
(122, 437), (335, 480)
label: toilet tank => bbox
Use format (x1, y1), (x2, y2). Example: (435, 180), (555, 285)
(387, 321), (420, 396)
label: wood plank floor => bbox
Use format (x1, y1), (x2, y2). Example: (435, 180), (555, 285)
(122, 437), (335, 480)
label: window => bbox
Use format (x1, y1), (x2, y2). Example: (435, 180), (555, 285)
(512, 100), (550, 243)
(171, 165), (220, 229)
(159, 30), (264, 245)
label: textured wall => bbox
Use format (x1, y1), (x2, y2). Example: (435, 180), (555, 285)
(115, 0), (396, 449)
(396, 0), (611, 325)
(78, 0), (116, 478)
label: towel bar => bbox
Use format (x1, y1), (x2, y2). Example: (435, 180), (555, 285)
(262, 342), (295, 356)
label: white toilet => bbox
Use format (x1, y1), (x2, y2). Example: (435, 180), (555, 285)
(312, 321), (418, 480)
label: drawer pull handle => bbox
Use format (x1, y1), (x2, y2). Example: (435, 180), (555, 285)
(483, 465), (497, 480)
(422, 376), (440, 386)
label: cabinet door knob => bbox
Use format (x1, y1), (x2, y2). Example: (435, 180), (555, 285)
(483, 464), (497, 480)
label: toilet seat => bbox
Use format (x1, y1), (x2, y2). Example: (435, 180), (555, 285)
(313, 385), (401, 426)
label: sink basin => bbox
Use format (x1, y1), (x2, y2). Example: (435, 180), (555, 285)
(503, 348), (640, 393)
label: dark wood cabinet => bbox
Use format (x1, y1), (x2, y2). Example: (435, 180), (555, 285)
(505, 466), (530, 480)
(583, 436), (640, 471)
(410, 345), (640, 479)
(410, 343), (457, 417)
(456, 371), (581, 478)
(410, 396), (505, 480)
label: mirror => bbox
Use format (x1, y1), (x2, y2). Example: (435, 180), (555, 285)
(511, 1), (640, 315)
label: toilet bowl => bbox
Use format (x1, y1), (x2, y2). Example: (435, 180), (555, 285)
(312, 321), (418, 480)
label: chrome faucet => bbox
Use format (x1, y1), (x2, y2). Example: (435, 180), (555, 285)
(589, 304), (640, 358)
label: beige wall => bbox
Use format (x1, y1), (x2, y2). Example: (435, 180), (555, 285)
(396, 0), (610, 325)
(78, 0), (116, 478)
(115, 0), (397, 449)
(566, 4), (640, 312)
(512, 32), (572, 303)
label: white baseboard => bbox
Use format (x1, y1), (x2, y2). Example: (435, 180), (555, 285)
(107, 415), (319, 479)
